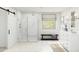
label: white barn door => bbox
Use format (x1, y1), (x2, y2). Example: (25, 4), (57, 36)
(8, 13), (17, 48)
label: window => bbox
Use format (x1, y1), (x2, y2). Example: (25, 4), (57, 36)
(42, 14), (56, 29)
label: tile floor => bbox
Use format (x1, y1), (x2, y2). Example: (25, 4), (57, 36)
(4, 41), (60, 52)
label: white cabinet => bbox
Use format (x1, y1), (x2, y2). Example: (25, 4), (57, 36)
(59, 31), (71, 51)
(59, 8), (79, 52)
(59, 30), (79, 52)
(69, 33), (79, 52)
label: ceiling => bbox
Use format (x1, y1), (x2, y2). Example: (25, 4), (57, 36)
(13, 7), (68, 13)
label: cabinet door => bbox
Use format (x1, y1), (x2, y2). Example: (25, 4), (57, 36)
(70, 33), (79, 52)
(28, 14), (38, 41)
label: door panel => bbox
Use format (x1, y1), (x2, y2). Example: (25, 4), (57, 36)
(8, 13), (17, 48)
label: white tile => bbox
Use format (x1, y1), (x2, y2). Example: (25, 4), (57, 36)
(4, 41), (58, 52)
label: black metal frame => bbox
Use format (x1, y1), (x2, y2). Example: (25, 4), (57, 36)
(41, 34), (58, 40)
(0, 7), (15, 15)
